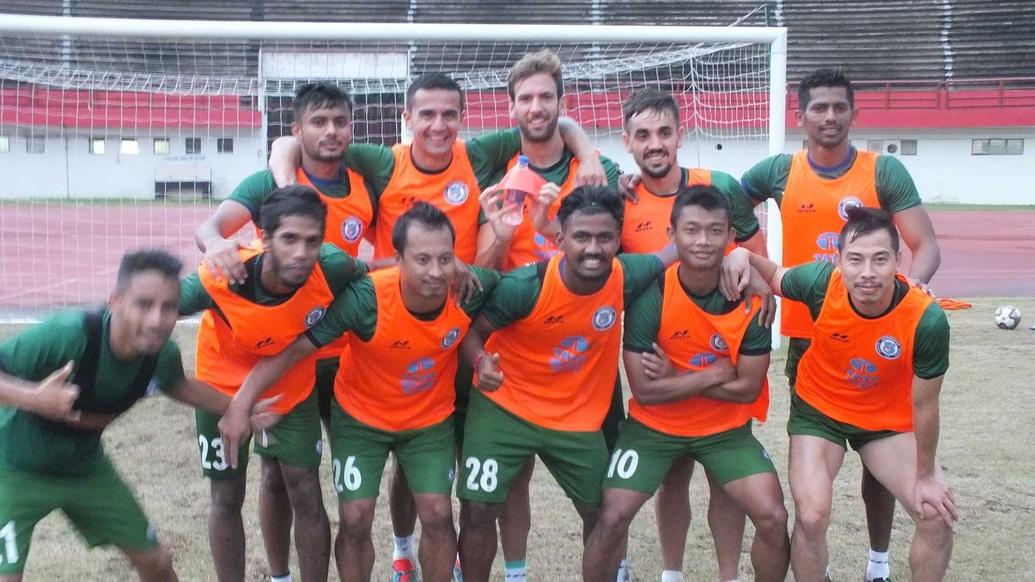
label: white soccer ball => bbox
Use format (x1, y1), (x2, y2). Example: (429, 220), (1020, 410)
(994, 305), (1022, 330)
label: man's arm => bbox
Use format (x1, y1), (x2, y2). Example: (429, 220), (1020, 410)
(268, 136), (303, 187)
(894, 205), (941, 285)
(732, 247), (787, 296)
(194, 200), (255, 285)
(699, 353), (770, 403)
(911, 373), (956, 525)
(459, 314), (504, 391)
(557, 117), (607, 187)
(164, 377), (231, 415)
(0, 362), (79, 421)
(623, 345), (735, 406)
(474, 185), (516, 269)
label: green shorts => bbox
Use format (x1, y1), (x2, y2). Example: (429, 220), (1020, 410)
(315, 357), (339, 425)
(785, 338), (811, 387)
(0, 456), (158, 574)
(604, 418), (776, 493)
(195, 388), (324, 479)
(328, 401), (456, 501)
(787, 393), (900, 451)
(458, 390), (608, 507)
(601, 374), (627, 453)
(453, 361), (475, 451)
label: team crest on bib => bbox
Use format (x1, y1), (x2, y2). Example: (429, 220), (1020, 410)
(340, 216), (364, 243)
(875, 335), (902, 360)
(441, 326), (461, 349)
(709, 333), (728, 352)
(304, 306), (326, 328)
(837, 196), (864, 221)
(592, 306), (618, 331)
(443, 180), (469, 205)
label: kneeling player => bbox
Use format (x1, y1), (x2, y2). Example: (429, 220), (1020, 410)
(582, 187), (789, 582)
(0, 250), (274, 581)
(737, 206), (955, 582)
(224, 202), (498, 582)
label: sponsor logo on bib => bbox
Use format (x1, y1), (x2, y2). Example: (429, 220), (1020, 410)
(444, 180), (469, 205)
(837, 196), (864, 221)
(441, 326), (461, 349)
(709, 333), (728, 352)
(305, 306), (326, 328)
(875, 335), (902, 360)
(341, 216), (363, 243)
(592, 306), (618, 331)
(846, 357), (879, 389)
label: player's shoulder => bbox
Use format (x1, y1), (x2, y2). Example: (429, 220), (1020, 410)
(917, 298), (949, 336)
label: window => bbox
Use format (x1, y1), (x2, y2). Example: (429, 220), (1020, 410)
(120, 138), (139, 155)
(972, 138), (1024, 155)
(0, 136), (9, 154)
(866, 140), (884, 153)
(900, 139), (918, 155)
(153, 138), (170, 155)
(89, 137), (106, 155)
(26, 135), (44, 154)
(217, 137), (234, 154)
(185, 137), (202, 154)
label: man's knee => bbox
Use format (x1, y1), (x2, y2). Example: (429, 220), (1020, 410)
(280, 465), (326, 518)
(127, 545), (175, 578)
(750, 500), (789, 537)
(793, 498), (831, 536)
(461, 500), (500, 530)
(417, 496), (454, 530)
(209, 478), (246, 516)
(595, 503), (635, 539)
(915, 513), (954, 547)
(339, 502), (376, 539)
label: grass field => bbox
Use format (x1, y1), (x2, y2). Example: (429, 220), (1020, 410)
(4, 297), (1034, 581)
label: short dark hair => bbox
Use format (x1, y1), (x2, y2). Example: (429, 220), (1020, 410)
(556, 186), (624, 230)
(623, 88), (680, 127)
(293, 82), (353, 119)
(115, 249), (182, 291)
(406, 73), (465, 112)
(797, 68), (854, 112)
(838, 206), (899, 253)
(258, 185), (328, 236)
(392, 201), (456, 254)
(670, 185), (731, 229)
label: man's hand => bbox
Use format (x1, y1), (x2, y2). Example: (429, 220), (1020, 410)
(744, 269), (776, 328)
(617, 173), (641, 204)
(908, 277), (936, 298)
(914, 473), (957, 527)
(249, 396), (282, 433)
(719, 248), (752, 301)
(641, 343), (677, 380)
(475, 352), (504, 392)
(31, 361), (81, 422)
(529, 182), (561, 236)
(573, 155), (607, 187)
(218, 401), (253, 470)
(451, 259), (484, 305)
(203, 237), (249, 285)
(479, 184), (518, 244)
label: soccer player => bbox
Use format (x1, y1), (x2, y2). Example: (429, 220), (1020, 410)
(455, 186), (762, 582)
(223, 202), (498, 582)
(267, 72), (605, 580)
(581, 186), (788, 582)
(741, 68), (942, 582)
(734, 206), (954, 582)
(181, 187), (368, 582)
(619, 88), (770, 582)
(0, 249), (274, 582)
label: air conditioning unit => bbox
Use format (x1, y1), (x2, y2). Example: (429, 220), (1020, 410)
(884, 140), (902, 155)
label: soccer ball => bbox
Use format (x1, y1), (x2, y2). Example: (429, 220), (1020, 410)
(994, 305), (1022, 330)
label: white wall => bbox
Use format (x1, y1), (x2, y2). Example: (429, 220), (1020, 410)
(0, 131), (265, 200)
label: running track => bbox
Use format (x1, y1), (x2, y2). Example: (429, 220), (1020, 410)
(0, 204), (1032, 312)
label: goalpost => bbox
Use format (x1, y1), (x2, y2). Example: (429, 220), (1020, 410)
(0, 13), (786, 335)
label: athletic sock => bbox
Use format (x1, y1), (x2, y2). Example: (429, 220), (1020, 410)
(270, 574), (292, 582)
(660, 570), (685, 582)
(504, 559), (527, 582)
(866, 549), (891, 581)
(616, 558), (629, 582)
(393, 533), (416, 560)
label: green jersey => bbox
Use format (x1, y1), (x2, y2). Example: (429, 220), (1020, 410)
(178, 244), (367, 315)
(623, 275), (771, 355)
(307, 266), (501, 346)
(781, 261), (949, 379)
(228, 166), (380, 226)
(740, 148), (921, 213)
(0, 309), (184, 476)
(482, 254), (664, 328)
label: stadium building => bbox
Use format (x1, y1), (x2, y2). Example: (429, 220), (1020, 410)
(0, 1), (1033, 204)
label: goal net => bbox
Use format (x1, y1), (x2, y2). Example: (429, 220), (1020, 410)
(0, 15), (786, 315)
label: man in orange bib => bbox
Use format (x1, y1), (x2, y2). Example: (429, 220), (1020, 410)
(221, 202), (499, 582)
(741, 68), (942, 582)
(180, 187), (368, 582)
(736, 207), (954, 582)
(619, 88), (771, 582)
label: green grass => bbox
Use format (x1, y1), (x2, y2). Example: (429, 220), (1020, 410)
(924, 202), (1035, 211)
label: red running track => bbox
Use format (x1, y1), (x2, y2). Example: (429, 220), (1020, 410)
(1, 204), (1032, 311)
